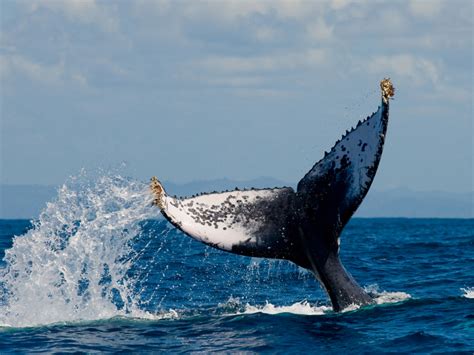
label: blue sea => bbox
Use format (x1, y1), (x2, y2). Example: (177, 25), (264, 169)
(0, 175), (473, 353)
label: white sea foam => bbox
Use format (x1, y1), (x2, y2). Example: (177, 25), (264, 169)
(365, 284), (411, 305)
(243, 300), (331, 315)
(461, 287), (474, 299)
(0, 173), (160, 327)
(372, 290), (411, 305)
(328, 289), (411, 313)
(217, 286), (411, 317)
(241, 289), (411, 316)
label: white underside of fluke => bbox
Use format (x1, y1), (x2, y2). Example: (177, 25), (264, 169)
(162, 189), (287, 251)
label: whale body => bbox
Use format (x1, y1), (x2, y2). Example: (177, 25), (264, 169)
(151, 79), (395, 311)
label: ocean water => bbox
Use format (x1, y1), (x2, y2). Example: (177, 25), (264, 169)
(0, 174), (472, 353)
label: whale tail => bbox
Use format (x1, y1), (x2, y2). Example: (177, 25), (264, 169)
(151, 79), (394, 311)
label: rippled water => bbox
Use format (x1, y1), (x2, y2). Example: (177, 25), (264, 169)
(0, 174), (472, 352)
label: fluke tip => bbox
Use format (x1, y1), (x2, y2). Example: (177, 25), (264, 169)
(380, 78), (395, 103)
(150, 176), (165, 209)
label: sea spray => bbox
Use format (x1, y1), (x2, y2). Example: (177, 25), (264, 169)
(0, 173), (162, 327)
(461, 287), (473, 299)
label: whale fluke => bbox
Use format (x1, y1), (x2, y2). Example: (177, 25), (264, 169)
(151, 79), (395, 311)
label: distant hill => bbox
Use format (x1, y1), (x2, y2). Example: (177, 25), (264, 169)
(1, 181), (472, 219)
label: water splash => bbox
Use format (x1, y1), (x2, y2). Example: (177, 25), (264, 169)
(461, 287), (474, 299)
(0, 173), (162, 327)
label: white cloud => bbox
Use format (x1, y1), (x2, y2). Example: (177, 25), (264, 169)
(191, 49), (328, 94)
(3, 0), (470, 99)
(368, 54), (440, 86)
(379, 8), (407, 31)
(254, 26), (279, 42)
(29, 0), (118, 33)
(0, 54), (64, 84)
(306, 17), (333, 41)
(0, 53), (93, 89)
(271, 0), (324, 19)
(330, 0), (359, 10)
(233, 88), (292, 98)
(71, 72), (88, 87)
(409, 0), (443, 18)
(199, 49), (327, 74)
(177, 0), (326, 22)
(206, 76), (265, 87)
(205, 1), (268, 21)
(143, 1), (269, 24)
(430, 84), (472, 103)
(131, 1), (333, 44)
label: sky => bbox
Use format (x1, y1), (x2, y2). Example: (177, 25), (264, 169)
(1, 0), (472, 192)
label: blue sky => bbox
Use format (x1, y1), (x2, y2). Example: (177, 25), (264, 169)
(1, 0), (472, 192)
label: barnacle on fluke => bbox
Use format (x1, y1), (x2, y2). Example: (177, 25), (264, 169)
(151, 79), (395, 312)
(380, 78), (395, 103)
(150, 176), (165, 209)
